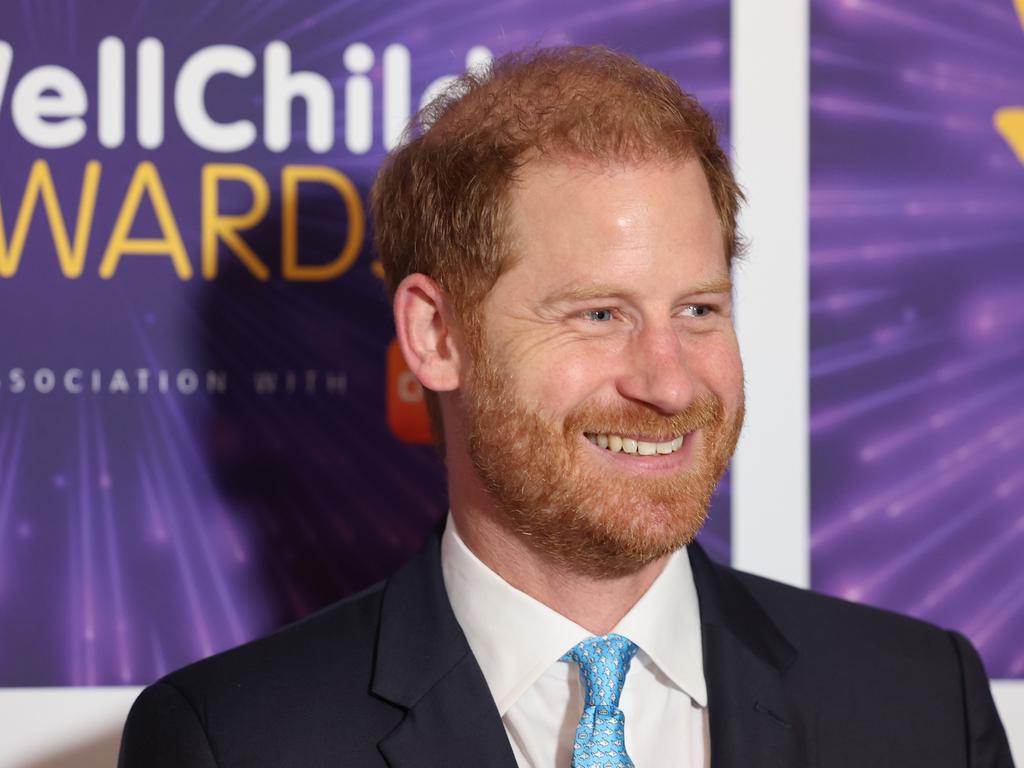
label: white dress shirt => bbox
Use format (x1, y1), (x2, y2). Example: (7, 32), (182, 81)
(441, 513), (710, 768)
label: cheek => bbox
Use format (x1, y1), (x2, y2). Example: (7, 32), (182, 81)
(684, 337), (744, 401)
(518, 347), (618, 413)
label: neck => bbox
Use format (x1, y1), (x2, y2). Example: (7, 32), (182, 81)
(449, 497), (669, 636)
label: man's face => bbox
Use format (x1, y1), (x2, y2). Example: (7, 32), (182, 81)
(460, 158), (744, 578)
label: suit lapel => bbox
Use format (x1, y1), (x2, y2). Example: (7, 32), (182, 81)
(371, 528), (518, 768)
(369, 526), (813, 767)
(689, 543), (813, 768)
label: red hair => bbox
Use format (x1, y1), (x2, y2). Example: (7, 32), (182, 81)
(371, 45), (743, 447)
(372, 45), (743, 313)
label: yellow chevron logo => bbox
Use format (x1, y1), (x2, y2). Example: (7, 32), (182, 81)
(994, 0), (1024, 163)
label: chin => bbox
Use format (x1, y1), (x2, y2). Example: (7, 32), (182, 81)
(511, 495), (710, 580)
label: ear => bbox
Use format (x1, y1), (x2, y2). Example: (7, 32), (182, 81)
(393, 273), (464, 392)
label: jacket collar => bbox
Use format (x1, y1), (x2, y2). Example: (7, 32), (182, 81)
(688, 542), (813, 768)
(371, 525), (811, 768)
(371, 524), (519, 768)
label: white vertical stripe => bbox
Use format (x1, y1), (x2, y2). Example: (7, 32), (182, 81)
(993, 681), (1024, 763)
(0, 686), (140, 767)
(729, 0), (810, 587)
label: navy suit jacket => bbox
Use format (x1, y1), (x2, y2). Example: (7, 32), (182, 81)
(119, 531), (1014, 767)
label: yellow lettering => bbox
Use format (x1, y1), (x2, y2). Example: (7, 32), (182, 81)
(0, 159), (101, 278)
(201, 164), (271, 280)
(281, 165), (364, 282)
(99, 161), (192, 280)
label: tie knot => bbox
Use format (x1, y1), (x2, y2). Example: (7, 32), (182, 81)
(561, 634), (639, 708)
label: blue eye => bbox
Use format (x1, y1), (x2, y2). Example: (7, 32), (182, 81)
(583, 309), (614, 322)
(683, 305), (712, 318)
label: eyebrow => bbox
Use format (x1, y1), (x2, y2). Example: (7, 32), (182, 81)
(542, 277), (733, 304)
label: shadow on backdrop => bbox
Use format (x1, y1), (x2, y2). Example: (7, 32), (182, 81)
(197, 183), (447, 634)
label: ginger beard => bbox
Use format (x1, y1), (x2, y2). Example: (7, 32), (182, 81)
(462, 336), (745, 579)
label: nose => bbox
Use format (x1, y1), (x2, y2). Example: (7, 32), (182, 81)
(615, 323), (695, 414)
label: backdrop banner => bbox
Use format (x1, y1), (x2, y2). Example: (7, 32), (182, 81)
(810, 0), (1024, 679)
(0, 1), (731, 686)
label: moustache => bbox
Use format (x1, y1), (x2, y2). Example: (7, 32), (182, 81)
(562, 393), (724, 442)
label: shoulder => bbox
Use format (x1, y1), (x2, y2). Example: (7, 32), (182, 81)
(690, 543), (963, 672)
(718, 566), (1013, 765)
(727, 565), (969, 685)
(732, 567), (955, 655)
(733, 567), (1004, 733)
(163, 580), (387, 700)
(120, 582), (399, 767)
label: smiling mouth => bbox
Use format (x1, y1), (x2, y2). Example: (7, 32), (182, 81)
(584, 432), (687, 455)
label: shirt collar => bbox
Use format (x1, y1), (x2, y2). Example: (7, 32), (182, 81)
(611, 535), (707, 706)
(440, 512), (707, 715)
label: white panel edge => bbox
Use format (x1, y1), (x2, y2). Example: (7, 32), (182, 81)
(993, 680), (1024, 765)
(729, 0), (811, 587)
(0, 686), (141, 768)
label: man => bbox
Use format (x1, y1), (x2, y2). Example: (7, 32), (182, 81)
(119, 47), (1014, 767)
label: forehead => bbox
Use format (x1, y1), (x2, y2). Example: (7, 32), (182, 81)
(498, 158), (727, 299)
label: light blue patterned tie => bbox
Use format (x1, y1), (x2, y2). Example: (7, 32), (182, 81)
(561, 634), (639, 767)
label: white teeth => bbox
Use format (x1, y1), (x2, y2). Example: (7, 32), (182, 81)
(586, 433), (686, 456)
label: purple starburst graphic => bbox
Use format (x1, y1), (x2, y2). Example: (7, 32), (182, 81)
(811, 0), (1024, 678)
(0, 0), (731, 686)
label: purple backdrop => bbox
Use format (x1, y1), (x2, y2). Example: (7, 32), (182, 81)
(0, 0), (731, 686)
(810, 0), (1024, 678)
